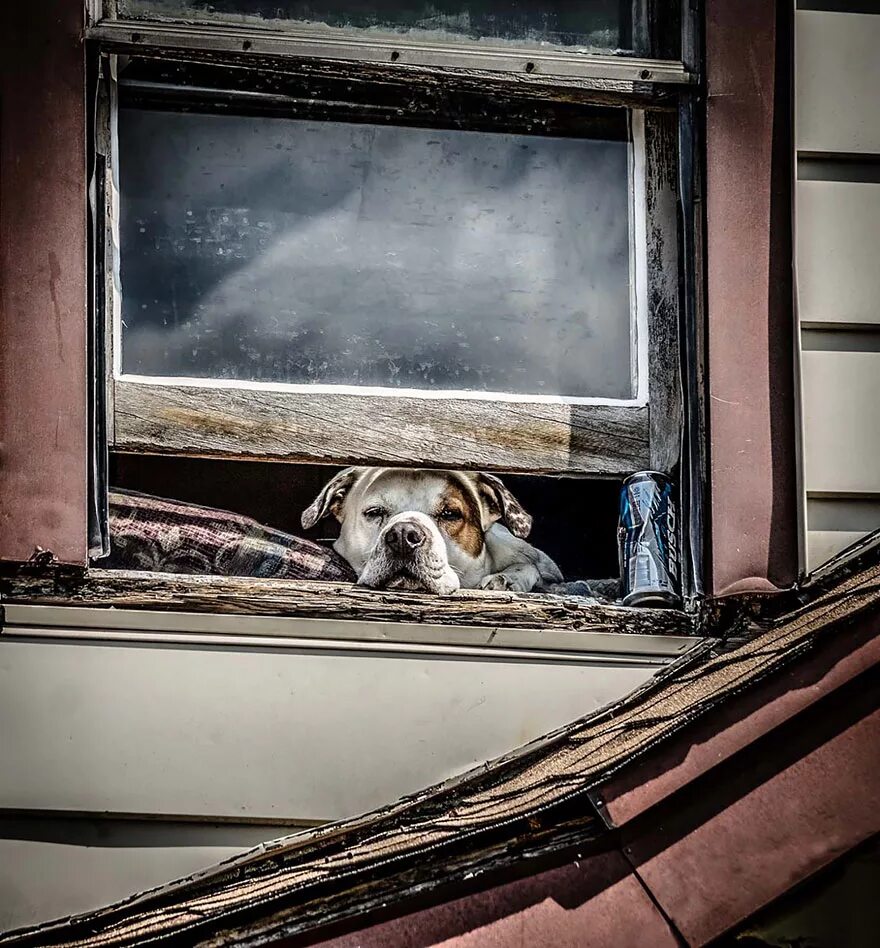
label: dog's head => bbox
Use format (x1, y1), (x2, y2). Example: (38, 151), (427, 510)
(302, 467), (532, 594)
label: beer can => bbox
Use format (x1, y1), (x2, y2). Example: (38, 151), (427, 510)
(618, 472), (680, 608)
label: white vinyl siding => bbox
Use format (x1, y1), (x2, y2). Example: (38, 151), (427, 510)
(796, 9), (880, 155)
(0, 819), (279, 933)
(796, 5), (880, 571)
(802, 351), (880, 495)
(797, 180), (880, 326)
(0, 626), (682, 823)
(0, 619), (692, 926)
(806, 497), (880, 572)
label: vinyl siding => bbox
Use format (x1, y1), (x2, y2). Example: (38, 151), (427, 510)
(796, 5), (880, 570)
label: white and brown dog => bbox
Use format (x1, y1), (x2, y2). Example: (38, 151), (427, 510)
(302, 467), (563, 595)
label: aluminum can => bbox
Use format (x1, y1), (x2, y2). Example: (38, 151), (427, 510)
(618, 472), (680, 608)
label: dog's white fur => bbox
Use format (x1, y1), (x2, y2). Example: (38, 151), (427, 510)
(302, 467), (563, 595)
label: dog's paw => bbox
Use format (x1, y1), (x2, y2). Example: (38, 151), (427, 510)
(480, 572), (522, 592)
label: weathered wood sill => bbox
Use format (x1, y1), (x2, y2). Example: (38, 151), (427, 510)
(0, 569), (694, 637)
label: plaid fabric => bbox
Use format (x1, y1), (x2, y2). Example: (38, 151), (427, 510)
(107, 490), (356, 582)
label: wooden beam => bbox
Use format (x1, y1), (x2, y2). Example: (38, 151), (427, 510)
(88, 19), (693, 94)
(113, 380), (650, 475)
(1, 569), (692, 637)
(644, 109), (684, 474)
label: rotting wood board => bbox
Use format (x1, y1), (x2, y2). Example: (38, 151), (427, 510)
(113, 380), (650, 475)
(0, 569), (693, 637)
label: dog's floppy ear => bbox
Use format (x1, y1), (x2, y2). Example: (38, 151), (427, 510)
(474, 473), (533, 539)
(301, 467), (365, 529)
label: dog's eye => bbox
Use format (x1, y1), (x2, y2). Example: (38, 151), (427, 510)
(439, 507), (463, 522)
(363, 506), (387, 522)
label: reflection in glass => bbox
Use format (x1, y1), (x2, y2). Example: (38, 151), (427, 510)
(119, 109), (633, 399)
(120, 0), (635, 51)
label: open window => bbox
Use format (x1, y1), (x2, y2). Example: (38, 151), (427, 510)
(86, 0), (701, 620)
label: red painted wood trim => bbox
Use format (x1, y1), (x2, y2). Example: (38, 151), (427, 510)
(594, 612), (880, 828)
(311, 692), (880, 948)
(629, 695), (880, 944)
(705, 0), (799, 594)
(314, 850), (680, 948)
(0, 0), (89, 564)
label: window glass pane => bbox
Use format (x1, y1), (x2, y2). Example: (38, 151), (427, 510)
(118, 109), (634, 399)
(118, 0), (636, 52)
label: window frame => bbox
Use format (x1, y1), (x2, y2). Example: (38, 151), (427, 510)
(91, 7), (693, 478)
(0, 0), (802, 610)
(92, 0), (691, 84)
(81, 0), (703, 611)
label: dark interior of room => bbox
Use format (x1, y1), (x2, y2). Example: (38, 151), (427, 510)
(109, 453), (622, 582)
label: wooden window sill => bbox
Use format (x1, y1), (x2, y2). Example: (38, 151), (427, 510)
(0, 569), (694, 639)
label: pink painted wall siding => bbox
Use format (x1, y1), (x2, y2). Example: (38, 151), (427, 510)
(706, 0), (799, 594)
(0, 0), (89, 564)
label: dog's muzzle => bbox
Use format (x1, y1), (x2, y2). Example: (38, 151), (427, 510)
(357, 512), (460, 595)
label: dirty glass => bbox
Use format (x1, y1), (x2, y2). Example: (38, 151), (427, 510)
(118, 0), (637, 52)
(118, 108), (634, 399)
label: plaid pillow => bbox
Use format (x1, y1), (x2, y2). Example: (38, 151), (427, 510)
(107, 489), (356, 583)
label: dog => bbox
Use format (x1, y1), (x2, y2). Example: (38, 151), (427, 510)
(302, 467), (563, 595)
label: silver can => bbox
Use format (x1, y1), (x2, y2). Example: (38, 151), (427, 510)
(618, 471), (680, 608)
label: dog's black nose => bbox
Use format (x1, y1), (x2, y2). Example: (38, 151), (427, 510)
(385, 520), (426, 554)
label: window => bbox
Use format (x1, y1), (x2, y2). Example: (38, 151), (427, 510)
(90, 0), (700, 602)
(118, 108), (634, 400)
